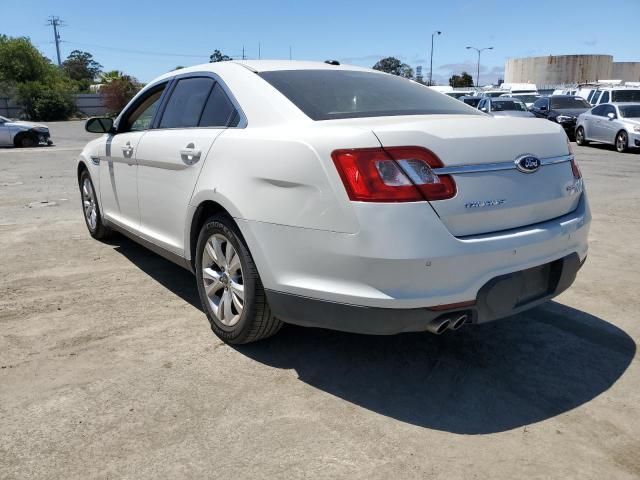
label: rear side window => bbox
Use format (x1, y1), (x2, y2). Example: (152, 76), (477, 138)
(258, 70), (480, 120)
(199, 83), (238, 127)
(160, 77), (215, 128)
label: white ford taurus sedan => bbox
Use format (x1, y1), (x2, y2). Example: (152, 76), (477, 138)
(78, 60), (590, 344)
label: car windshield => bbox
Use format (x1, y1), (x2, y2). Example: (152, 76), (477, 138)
(619, 105), (640, 118)
(550, 97), (591, 109)
(258, 70), (481, 120)
(492, 100), (527, 111)
(612, 90), (640, 102)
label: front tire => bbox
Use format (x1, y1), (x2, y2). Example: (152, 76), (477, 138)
(79, 170), (111, 239)
(575, 127), (588, 146)
(616, 131), (629, 153)
(195, 215), (282, 344)
(17, 135), (36, 148)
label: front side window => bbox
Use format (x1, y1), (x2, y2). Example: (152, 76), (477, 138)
(258, 70), (481, 120)
(600, 91), (610, 103)
(159, 77), (215, 129)
(122, 83), (167, 132)
(619, 105), (640, 118)
(591, 91), (602, 105)
(591, 105), (607, 116)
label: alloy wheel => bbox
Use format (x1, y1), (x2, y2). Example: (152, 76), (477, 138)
(616, 132), (628, 153)
(201, 233), (244, 327)
(82, 177), (98, 230)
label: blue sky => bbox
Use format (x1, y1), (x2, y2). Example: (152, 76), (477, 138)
(2, 0), (639, 84)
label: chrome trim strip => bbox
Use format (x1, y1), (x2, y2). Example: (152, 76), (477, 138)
(432, 154), (573, 175)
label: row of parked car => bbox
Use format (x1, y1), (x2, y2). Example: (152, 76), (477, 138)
(443, 84), (640, 153)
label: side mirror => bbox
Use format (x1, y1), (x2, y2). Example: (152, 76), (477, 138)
(480, 107), (488, 112)
(607, 112), (616, 120)
(85, 117), (114, 134)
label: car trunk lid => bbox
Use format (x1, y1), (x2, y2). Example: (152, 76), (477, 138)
(366, 115), (582, 236)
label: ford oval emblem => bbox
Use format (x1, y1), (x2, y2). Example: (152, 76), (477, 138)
(515, 155), (541, 173)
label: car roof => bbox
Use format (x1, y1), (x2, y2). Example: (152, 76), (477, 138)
(609, 102), (640, 105)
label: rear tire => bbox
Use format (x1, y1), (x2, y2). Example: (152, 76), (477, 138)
(616, 131), (629, 153)
(195, 214), (282, 344)
(575, 127), (588, 146)
(79, 169), (111, 240)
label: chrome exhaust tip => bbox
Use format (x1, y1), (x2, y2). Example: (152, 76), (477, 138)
(449, 314), (468, 331)
(425, 317), (451, 335)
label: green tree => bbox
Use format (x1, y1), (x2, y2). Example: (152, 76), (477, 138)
(0, 35), (75, 120)
(372, 57), (414, 79)
(100, 75), (140, 115)
(98, 70), (125, 84)
(62, 50), (102, 82)
(449, 71), (474, 88)
(0, 35), (50, 84)
(209, 50), (232, 63)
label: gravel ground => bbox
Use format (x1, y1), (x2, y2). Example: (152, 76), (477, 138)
(1, 121), (639, 479)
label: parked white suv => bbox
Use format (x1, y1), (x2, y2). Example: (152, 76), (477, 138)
(79, 60), (590, 344)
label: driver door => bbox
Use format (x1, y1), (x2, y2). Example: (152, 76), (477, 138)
(99, 83), (168, 232)
(0, 118), (10, 145)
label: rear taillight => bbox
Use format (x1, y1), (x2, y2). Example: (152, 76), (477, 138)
(570, 157), (581, 179)
(331, 147), (456, 202)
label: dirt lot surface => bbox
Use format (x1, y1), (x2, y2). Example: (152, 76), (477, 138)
(1, 121), (639, 479)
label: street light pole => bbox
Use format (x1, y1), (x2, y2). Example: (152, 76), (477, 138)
(429, 31), (441, 86)
(465, 46), (493, 87)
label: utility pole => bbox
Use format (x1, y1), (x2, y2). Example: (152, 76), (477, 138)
(289, 46), (292, 60)
(466, 45), (493, 87)
(429, 31), (441, 86)
(242, 45), (246, 60)
(47, 16), (63, 66)
(258, 42), (261, 60)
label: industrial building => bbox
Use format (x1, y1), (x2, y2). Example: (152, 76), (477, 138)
(504, 54), (640, 87)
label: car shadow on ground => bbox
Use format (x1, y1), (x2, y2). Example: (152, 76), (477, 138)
(112, 236), (636, 435)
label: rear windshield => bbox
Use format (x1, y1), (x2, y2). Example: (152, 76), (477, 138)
(619, 105), (640, 118)
(492, 100), (527, 111)
(512, 95), (539, 103)
(258, 70), (481, 120)
(612, 90), (640, 102)
(550, 97), (591, 109)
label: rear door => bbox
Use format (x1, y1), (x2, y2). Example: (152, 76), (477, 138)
(136, 75), (241, 254)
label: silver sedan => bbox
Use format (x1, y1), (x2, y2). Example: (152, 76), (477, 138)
(0, 116), (52, 148)
(576, 103), (640, 153)
(477, 97), (535, 118)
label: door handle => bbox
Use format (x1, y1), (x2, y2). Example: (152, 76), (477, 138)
(180, 143), (202, 165)
(122, 141), (134, 157)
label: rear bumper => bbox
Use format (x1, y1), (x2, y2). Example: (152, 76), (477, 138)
(266, 253), (584, 334)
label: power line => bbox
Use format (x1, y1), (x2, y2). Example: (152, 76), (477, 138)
(62, 40), (213, 59)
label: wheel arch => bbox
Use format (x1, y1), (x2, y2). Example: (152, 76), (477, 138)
(12, 130), (37, 147)
(188, 199), (240, 271)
